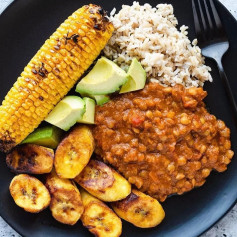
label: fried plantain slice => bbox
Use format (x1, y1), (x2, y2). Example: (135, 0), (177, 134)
(111, 189), (165, 228)
(6, 144), (54, 174)
(55, 125), (94, 179)
(46, 171), (84, 225)
(9, 174), (50, 213)
(80, 189), (122, 237)
(74, 160), (131, 202)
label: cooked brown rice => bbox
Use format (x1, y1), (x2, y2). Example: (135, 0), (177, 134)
(103, 2), (212, 87)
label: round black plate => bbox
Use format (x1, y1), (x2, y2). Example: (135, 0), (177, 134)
(0, 0), (236, 236)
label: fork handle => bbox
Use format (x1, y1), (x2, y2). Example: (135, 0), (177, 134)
(215, 59), (237, 119)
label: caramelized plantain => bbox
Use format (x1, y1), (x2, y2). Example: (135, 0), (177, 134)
(46, 170), (84, 225)
(6, 144), (54, 174)
(80, 189), (122, 237)
(111, 189), (165, 228)
(55, 125), (94, 179)
(75, 160), (131, 202)
(9, 174), (50, 213)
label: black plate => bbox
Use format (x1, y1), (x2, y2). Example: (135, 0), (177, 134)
(0, 0), (237, 236)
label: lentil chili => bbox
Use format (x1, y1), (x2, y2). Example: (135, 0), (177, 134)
(93, 82), (234, 201)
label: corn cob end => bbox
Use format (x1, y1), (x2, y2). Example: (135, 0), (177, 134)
(0, 139), (16, 153)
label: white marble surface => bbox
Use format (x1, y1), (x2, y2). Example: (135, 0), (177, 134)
(0, 0), (236, 236)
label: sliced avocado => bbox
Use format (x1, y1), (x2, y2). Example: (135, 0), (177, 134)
(45, 96), (85, 131)
(77, 97), (95, 124)
(119, 75), (136, 94)
(78, 92), (110, 106)
(22, 126), (63, 149)
(76, 57), (129, 95)
(120, 58), (146, 94)
(94, 95), (110, 106)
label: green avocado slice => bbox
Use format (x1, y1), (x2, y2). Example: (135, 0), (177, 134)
(78, 91), (110, 106)
(22, 126), (63, 149)
(93, 95), (110, 106)
(45, 96), (85, 131)
(120, 58), (146, 94)
(77, 97), (95, 124)
(76, 57), (129, 95)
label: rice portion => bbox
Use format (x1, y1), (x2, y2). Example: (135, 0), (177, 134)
(103, 2), (212, 87)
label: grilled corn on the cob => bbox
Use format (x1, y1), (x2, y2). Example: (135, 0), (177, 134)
(0, 4), (113, 153)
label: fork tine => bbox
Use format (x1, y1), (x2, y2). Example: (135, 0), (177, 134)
(192, 0), (202, 41)
(203, 0), (214, 30)
(209, 0), (224, 31)
(197, 0), (208, 32)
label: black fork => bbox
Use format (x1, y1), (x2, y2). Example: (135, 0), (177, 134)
(192, 0), (237, 119)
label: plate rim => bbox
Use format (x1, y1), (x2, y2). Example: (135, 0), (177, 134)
(0, 0), (236, 237)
